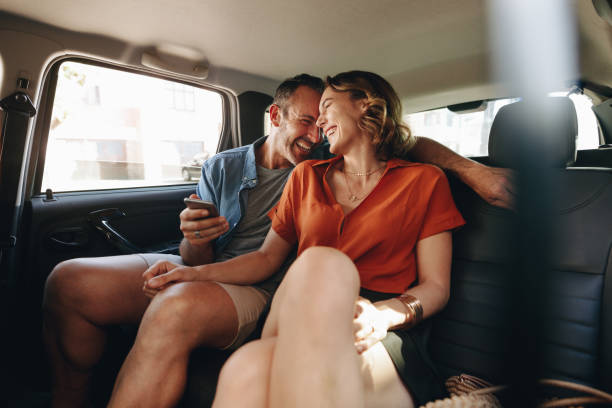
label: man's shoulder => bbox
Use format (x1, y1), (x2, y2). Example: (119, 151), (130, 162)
(204, 145), (251, 170)
(211, 144), (252, 160)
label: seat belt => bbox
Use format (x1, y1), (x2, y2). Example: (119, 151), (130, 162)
(0, 79), (37, 276)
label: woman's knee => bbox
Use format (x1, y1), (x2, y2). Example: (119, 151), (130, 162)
(289, 246), (360, 300)
(275, 247), (360, 329)
(291, 247), (359, 289)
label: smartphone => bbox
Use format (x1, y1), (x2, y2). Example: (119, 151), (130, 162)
(183, 198), (219, 217)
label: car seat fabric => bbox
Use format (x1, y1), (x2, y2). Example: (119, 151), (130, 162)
(428, 97), (612, 392)
(238, 91), (273, 146)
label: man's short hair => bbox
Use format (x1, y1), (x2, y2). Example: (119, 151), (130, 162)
(273, 74), (324, 113)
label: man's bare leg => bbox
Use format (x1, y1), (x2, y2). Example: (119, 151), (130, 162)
(42, 255), (152, 408)
(108, 281), (239, 408)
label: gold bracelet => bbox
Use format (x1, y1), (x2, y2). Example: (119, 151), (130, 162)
(397, 293), (424, 328)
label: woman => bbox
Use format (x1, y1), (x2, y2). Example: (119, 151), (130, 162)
(152, 71), (464, 407)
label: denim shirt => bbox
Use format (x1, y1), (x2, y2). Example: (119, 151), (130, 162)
(195, 136), (265, 255)
(196, 136), (332, 257)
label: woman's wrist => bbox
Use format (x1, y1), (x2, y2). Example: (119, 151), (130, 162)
(397, 293), (424, 329)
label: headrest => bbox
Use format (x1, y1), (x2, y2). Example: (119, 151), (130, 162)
(488, 97), (577, 168)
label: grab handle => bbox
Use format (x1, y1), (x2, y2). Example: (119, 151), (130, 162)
(88, 208), (142, 254)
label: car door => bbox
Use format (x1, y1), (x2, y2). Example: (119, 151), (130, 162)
(3, 57), (235, 397)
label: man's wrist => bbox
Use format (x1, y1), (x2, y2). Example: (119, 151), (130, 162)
(187, 239), (213, 249)
(180, 238), (215, 266)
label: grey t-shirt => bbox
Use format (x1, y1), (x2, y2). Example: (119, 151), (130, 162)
(216, 165), (294, 294)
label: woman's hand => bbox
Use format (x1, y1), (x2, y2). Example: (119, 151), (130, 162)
(353, 297), (390, 354)
(142, 260), (204, 298)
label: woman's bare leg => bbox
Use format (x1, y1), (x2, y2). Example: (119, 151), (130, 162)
(265, 246), (415, 408)
(265, 246), (364, 408)
(215, 246), (415, 408)
(359, 342), (415, 408)
(213, 337), (276, 408)
(215, 246), (363, 408)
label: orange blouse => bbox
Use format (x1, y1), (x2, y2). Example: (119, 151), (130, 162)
(269, 156), (465, 293)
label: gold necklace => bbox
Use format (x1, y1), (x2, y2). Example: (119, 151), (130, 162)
(341, 165), (384, 202)
(343, 166), (385, 176)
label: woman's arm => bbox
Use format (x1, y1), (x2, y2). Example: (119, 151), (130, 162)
(354, 231), (452, 353)
(144, 228), (293, 290)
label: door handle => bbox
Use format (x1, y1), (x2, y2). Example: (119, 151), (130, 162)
(47, 227), (89, 248)
(88, 208), (142, 254)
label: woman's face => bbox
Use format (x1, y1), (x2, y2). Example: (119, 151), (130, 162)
(316, 86), (366, 155)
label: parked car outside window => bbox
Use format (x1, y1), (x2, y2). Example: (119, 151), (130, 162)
(181, 151), (210, 181)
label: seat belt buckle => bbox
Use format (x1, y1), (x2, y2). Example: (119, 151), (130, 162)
(0, 235), (17, 249)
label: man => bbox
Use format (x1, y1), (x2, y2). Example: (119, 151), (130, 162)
(43, 74), (513, 408)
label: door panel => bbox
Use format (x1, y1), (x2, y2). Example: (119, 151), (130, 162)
(13, 184), (195, 393)
(3, 53), (234, 405)
(23, 184), (194, 298)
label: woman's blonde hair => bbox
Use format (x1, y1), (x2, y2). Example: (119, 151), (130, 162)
(325, 71), (415, 160)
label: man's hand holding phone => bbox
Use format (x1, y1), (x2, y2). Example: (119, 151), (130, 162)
(180, 194), (229, 245)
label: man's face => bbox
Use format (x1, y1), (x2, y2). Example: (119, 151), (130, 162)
(273, 85), (322, 166)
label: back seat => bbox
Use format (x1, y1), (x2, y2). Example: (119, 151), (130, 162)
(429, 97), (612, 393)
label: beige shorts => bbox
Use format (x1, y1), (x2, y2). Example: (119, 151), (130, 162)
(137, 253), (271, 349)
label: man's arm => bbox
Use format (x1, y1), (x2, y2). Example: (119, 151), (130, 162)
(408, 136), (515, 209)
(179, 156), (228, 266)
(179, 239), (214, 266)
(179, 193), (229, 266)
(145, 229), (292, 289)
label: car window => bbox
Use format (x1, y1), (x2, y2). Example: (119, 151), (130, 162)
(404, 94), (599, 157)
(264, 104), (271, 136)
(41, 61), (223, 192)
(550, 92), (599, 150)
(404, 98), (518, 157)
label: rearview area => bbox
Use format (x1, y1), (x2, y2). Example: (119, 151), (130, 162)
(404, 93), (599, 157)
(41, 61), (223, 192)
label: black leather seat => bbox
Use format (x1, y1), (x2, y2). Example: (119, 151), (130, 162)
(237, 91), (273, 146)
(428, 97), (612, 393)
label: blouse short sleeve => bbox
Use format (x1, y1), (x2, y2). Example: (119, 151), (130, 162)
(268, 167), (300, 246)
(418, 169), (466, 240)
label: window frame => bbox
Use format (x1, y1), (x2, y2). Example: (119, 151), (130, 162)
(28, 56), (234, 197)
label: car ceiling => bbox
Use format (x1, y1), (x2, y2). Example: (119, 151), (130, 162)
(0, 0), (611, 112)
